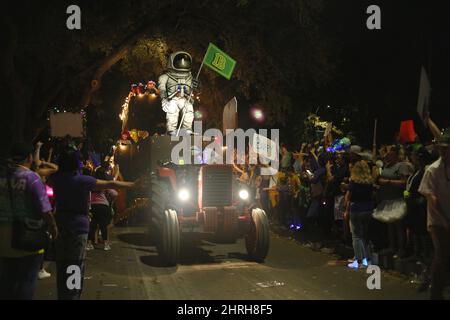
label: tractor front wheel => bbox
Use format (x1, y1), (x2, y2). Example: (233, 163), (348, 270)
(150, 176), (180, 266)
(158, 209), (180, 266)
(245, 208), (270, 262)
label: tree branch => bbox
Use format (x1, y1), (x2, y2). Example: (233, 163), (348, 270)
(78, 23), (155, 109)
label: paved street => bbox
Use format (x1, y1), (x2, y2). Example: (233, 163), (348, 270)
(35, 226), (431, 300)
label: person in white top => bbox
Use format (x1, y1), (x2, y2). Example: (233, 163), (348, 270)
(418, 127), (450, 300)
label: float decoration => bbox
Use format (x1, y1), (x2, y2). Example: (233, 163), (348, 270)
(326, 137), (352, 153)
(119, 80), (159, 132)
(307, 113), (343, 136)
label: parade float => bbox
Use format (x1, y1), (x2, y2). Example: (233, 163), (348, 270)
(111, 44), (270, 266)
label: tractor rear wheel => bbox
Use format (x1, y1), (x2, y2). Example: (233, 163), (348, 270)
(245, 208), (270, 262)
(150, 176), (180, 266)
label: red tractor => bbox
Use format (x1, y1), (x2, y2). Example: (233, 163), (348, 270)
(142, 136), (270, 266)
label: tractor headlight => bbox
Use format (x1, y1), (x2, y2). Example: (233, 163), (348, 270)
(239, 189), (249, 200)
(178, 188), (190, 201)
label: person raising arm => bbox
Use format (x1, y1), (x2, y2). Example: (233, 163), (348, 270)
(33, 141), (59, 178)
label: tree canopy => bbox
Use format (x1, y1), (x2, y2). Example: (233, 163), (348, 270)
(1, 0), (336, 147)
(2, 0), (447, 151)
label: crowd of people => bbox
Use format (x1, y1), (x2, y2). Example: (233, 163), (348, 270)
(0, 139), (141, 300)
(1, 117), (449, 300)
(234, 118), (450, 300)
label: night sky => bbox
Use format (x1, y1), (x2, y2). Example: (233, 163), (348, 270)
(338, 0), (450, 144)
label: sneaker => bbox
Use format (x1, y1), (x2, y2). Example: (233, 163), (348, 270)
(86, 242), (94, 251)
(38, 269), (51, 280)
(103, 242), (111, 251)
(362, 258), (369, 267)
(347, 260), (365, 269)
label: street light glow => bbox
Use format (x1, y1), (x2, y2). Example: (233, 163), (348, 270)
(250, 106), (265, 123)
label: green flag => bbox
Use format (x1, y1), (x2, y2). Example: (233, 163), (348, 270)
(202, 43), (236, 80)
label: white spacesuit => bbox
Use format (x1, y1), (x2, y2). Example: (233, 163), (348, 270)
(158, 51), (195, 135)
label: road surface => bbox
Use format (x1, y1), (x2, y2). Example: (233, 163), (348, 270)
(35, 226), (431, 300)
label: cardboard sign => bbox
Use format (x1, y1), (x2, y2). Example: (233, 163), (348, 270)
(222, 97), (238, 133)
(50, 111), (84, 137)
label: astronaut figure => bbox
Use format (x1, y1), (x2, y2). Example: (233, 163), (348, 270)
(158, 51), (195, 135)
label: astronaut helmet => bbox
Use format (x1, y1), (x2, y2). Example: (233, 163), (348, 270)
(167, 51), (192, 71)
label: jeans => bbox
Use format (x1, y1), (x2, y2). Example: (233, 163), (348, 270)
(55, 230), (87, 300)
(0, 254), (43, 300)
(350, 210), (373, 261)
(429, 226), (450, 300)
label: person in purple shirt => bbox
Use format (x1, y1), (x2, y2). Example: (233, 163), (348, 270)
(0, 142), (58, 300)
(49, 147), (140, 300)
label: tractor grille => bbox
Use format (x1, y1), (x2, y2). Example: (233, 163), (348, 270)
(202, 166), (233, 207)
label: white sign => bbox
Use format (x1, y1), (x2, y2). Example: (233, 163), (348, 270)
(50, 111), (84, 137)
(222, 97), (238, 133)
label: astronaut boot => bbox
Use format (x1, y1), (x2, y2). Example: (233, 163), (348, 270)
(166, 125), (178, 136)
